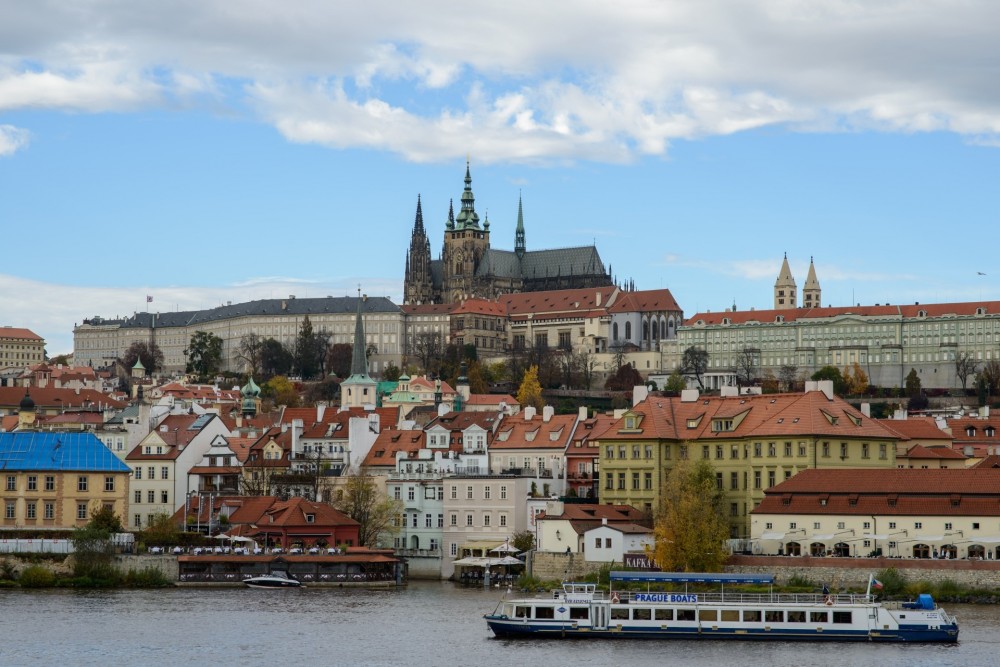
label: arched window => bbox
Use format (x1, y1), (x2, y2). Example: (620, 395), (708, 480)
(625, 321), (632, 340)
(784, 541), (801, 556)
(612, 323), (619, 341)
(651, 320), (659, 340)
(642, 319), (649, 341)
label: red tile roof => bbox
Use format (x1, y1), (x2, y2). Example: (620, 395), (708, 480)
(363, 429), (426, 467)
(0, 328), (42, 340)
(688, 300), (1000, 326)
(607, 289), (681, 314)
(501, 286), (618, 322)
(450, 298), (505, 317)
(490, 413), (577, 450)
(900, 444), (966, 460)
(0, 387), (126, 410)
(127, 413), (219, 460)
(400, 303), (454, 315)
(878, 417), (953, 442)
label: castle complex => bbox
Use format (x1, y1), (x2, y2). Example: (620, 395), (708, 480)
(403, 163), (612, 305)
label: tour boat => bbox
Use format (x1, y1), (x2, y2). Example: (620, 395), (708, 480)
(484, 572), (958, 642)
(244, 570), (304, 589)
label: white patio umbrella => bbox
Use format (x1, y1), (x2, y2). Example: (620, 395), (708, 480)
(491, 543), (521, 554)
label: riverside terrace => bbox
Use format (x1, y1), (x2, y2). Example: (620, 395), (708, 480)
(176, 551), (403, 586)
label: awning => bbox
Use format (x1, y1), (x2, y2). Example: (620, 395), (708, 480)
(460, 540), (504, 553)
(862, 534), (889, 540)
(759, 532), (785, 540)
(809, 534), (837, 541)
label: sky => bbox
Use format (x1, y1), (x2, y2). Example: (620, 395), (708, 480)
(1, 1), (999, 356)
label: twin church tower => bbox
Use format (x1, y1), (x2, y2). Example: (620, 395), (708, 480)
(773, 253), (822, 310)
(403, 162), (612, 305)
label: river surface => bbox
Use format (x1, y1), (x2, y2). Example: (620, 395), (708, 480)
(2, 582), (998, 666)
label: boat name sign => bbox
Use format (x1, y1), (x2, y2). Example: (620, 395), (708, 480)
(634, 593), (698, 603)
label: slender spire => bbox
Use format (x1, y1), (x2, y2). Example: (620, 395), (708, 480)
(446, 198), (455, 230)
(454, 160), (480, 230)
(413, 194), (424, 234)
(349, 288), (370, 378)
(515, 192), (526, 259)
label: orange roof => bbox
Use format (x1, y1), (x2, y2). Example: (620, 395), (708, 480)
(900, 444), (966, 460)
(127, 413), (219, 460)
(0, 328), (42, 341)
(465, 393), (517, 406)
(541, 503), (649, 523)
(400, 303), (454, 315)
(363, 429), (425, 467)
(599, 390), (900, 442)
(878, 417), (953, 442)
(490, 412), (577, 450)
(946, 417), (1000, 445)
(687, 300), (1000, 326)
(450, 298), (505, 317)
(0, 386), (126, 410)
(607, 289), (681, 314)
(501, 286), (617, 322)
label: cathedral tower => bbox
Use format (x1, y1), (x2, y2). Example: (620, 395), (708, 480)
(441, 161), (490, 303)
(802, 256), (822, 309)
(774, 253), (797, 310)
(403, 195), (435, 304)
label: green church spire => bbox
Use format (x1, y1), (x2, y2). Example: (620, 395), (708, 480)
(454, 160), (480, 230)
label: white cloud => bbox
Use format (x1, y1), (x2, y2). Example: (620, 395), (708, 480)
(0, 273), (403, 357)
(2, 1), (999, 160)
(0, 125), (30, 156)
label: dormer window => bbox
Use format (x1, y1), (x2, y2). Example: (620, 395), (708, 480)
(918, 309), (927, 317)
(625, 416), (635, 429)
(967, 426), (977, 437)
(305, 513), (315, 523)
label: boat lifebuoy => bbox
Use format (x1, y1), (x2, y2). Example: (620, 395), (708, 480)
(610, 592), (620, 604)
(825, 597), (834, 606)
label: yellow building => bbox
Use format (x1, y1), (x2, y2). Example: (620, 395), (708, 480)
(1, 432), (130, 530)
(597, 383), (899, 538)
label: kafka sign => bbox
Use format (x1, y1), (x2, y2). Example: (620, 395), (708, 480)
(633, 593), (699, 603)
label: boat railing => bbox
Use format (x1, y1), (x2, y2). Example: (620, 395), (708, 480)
(550, 589), (876, 605)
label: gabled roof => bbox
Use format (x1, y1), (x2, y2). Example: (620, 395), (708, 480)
(363, 429), (426, 467)
(501, 286), (617, 321)
(542, 503), (649, 524)
(0, 432), (130, 472)
(490, 413), (578, 450)
(0, 328), (42, 341)
(425, 411), (500, 433)
(900, 444), (966, 460)
(450, 298), (505, 317)
(0, 386), (126, 410)
(879, 417), (953, 442)
(607, 289), (682, 314)
(465, 394), (517, 407)
(127, 413), (220, 460)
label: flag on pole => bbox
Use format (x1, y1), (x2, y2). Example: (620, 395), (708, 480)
(872, 577), (884, 590)
(146, 295), (153, 303)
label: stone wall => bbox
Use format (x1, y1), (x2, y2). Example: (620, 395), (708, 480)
(728, 555), (1000, 588)
(116, 554), (178, 581)
(530, 552), (607, 581)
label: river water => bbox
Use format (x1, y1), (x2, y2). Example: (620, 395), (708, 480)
(2, 582), (998, 666)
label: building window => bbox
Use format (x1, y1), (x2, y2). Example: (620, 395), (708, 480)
(450, 543), (458, 556)
(393, 487), (401, 500)
(821, 442), (830, 458)
(484, 486), (491, 500)
(617, 473), (626, 490)
(484, 514), (491, 527)
(467, 486), (473, 499)
(105, 477), (115, 492)
(784, 442), (792, 457)
(45, 476), (55, 491)
(632, 473), (640, 490)
(945, 522), (953, 531)
(500, 514), (507, 527)
(134, 514), (142, 528)
(466, 514), (473, 526)
(26, 502), (36, 520)
(77, 503), (88, 520)
(134, 490), (142, 504)
(753, 471), (761, 490)
(644, 473), (652, 490)
(438, 514), (444, 528)
(767, 471), (775, 488)
(879, 444), (887, 460)
(840, 443), (848, 458)
(407, 487), (415, 501)
(161, 466), (169, 480)
(27, 475), (37, 491)
(679, 445), (688, 460)
(606, 475), (614, 490)
(645, 446), (653, 459)
(78, 476), (88, 492)
(768, 443), (776, 457)
(4, 501), (14, 519)
(451, 486), (457, 499)
(161, 491), (169, 504)
(861, 443), (869, 459)
(915, 522), (922, 529)
(148, 490), (155, 503)
(134, 468), (141, 480)
(500, 486), (507, 500)
(753, 443), (762, 457)
(450, 514), (457, 526)
(730, 472), (738, 490)
(425, 514), (433, 528)
(147, 466), (154, 480)
(44, 502), (54, 520)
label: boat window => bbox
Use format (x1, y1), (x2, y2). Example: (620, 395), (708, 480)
(655, 609), (674, 621)
(514, 606), (529, 618)
(721, 610), (739, 622)
(677, 609), (696, 622)
(534, 606), (555, 619)
(810, 611), (829, 623)
(610, 608), (630, 620)
(632, 608), (652, 621)
(699, 609), (718, 622)
(742, 610), (761, 622)
(787, 611), (806, 623)
(765, 610), (784, 623)
(569, 607), (589, 620)
(832, 611), (853, 624)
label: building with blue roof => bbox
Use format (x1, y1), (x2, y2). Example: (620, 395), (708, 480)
(1, 432), (131, 531)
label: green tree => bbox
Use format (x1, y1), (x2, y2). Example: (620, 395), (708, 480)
(261, 337), (294, 379)
(811, 366), (847, 396)
(71, 510), (120, 579)
(293, 315), (331, 380)
(511, 529), (534, 553)
(904, 368), (922, 398)
(333, 472), (402, 548)
(681, 346), (709, 390)
(517, 365), (545, 411)
(141, 513), (180, 545)
(185, 330), (224, 378)
(646, 459), (729, 573)
(382, 362), (402, 382)
(49, 353), (71, 366)
(88, 505), (124, 534)
(980, 360), (1000, 397)
(665, 368), (687, 394)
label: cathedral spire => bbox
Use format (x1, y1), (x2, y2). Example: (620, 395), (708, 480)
(454, 160), (480, 230)
(803, 256), (822, 309)
(446, 198), (454, 230)
(515, 192), (526, 259)
(341, 288), (377, 409)
(350, 289), (369, 378)
(413, 194), (424, 234)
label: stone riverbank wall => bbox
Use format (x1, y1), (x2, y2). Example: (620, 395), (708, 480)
(529, 551), (606, 581)
(728, 555), (1000, 588)
(116, 554), (179, 580)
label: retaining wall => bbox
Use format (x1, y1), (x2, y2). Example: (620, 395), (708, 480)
(116, 554), (178, 580)
(531, 552), (607, 581)
(728, 555), (1000, 588)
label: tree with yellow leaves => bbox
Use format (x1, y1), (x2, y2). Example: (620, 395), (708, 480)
(517, 364), (545, 411)
(843, 362), (870, 396)
(646, 459), (729, 572)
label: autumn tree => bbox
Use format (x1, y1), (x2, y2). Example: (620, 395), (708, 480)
(326, 343), (353, 378)
(980, 360), (1000, 397)
(843, 362), (870, 396)
(955, 351), (979, 392)
(409, 331), (445, 376)
(121, 340), (164, 375)
(517, 365), (545, 411)
(185, 330), (224, 378)
(333, 471), (402, 548)
(760, 369), (779, 393)
(680, 346), (709, 390)
(263, 375), (300, 408)
(646, 459), (729, 573)
(605, 362), (644, 391)
(511, 529), (534, 553)
(467, 360), (489, 394)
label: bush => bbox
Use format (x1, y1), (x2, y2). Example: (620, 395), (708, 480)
(935, 579), (962, 599)
(1, 558), (16, 581)
(875, 567), (907, 596)
(123, 567), (172, 588)
(18, 565), (56, 588)
(786, 574), (813, 589)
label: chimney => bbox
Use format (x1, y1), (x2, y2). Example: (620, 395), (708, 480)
(291, 418), (303, 455)
(602, 517), (608, 525)
(596, 290), (602, 307)
(524, 406), (537, 421)
(680, 389), (699, 402)
(578, 406), (589, 421)
(542, 406), (554, 422)
(632, 385), (649, 406)
(964, 445), (974, 457)
(316, 404), (326, 422)
(720, 386), (738, 397)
